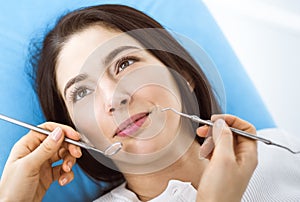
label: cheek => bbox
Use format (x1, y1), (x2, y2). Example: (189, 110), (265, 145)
(93, 100), (118, 137)
(69, 96), (114, 149)
(122, 114), (181, 155)
(138, 84), (181, 109)
(121, 86), (182, 153)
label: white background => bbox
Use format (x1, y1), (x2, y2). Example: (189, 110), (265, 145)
(203, 0), (300, 135)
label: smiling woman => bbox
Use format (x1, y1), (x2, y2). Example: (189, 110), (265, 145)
(58, 26), (185, 159)
(39, 6), (218, 178)
(24, 4), (259, 201)
(5, 0), (300, 201)
(7, 3), (298, 202)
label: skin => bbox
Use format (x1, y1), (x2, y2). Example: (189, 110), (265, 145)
(0, 123), (82, 202)
(56, 25), (183, 155)
(55, 25), (258, 200)
(197, 115), (258, 202)
(0, 24), (258, 202)
(0, 116), (257, 202)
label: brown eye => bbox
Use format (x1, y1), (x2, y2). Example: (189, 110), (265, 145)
(117, 57), (137, 73)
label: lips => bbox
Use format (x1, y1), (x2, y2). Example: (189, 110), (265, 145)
(114, 112), (150, 137)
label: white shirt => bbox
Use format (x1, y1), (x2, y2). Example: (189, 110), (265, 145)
(94, 128), (300, 201)
(95, 180), (196, 202)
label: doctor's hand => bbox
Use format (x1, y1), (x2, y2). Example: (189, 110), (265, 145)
(0, 122), (82, 202)
(196, 115), (258, 202)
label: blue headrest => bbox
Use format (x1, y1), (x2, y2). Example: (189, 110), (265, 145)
(0, 0), (275, 201)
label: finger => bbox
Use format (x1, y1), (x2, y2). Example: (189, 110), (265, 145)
(11, 131), (48, 160)
(15, 122), (81, 158)
(198, 126), (213, 159)
(42, 122), (82, 159)
(50, 142), (81, 163)
(66, 143), (82, 158)
(211, 114), (256, 151)
(196, 125), (209, 138)
(49, 147), (67, 163)
(52, 165), (74, 186)
(212, 115), (257, 156)
(25, 127), (64, 169)
(211, 114), (256, 134)
(212, 115), (257, 169)
(199, 136), (214, 159)
(212, 119), (235, 159)
(62, 152), (77, 173)
(59, 171), (74, 186)
(40, 122), (81, 141)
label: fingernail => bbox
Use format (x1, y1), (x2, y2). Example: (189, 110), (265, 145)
(215, 119), (225, 128)
(213, 119), (225, 142)
(77, 132), (82, 139)
(60, 177), (68, 186)
(199, 136), (214, 159)
(67, 161), (73, 171)
(76, 147), (82, 157)
(198, 155), (206, 160)
(50, 127), (62, 142)
(65, 165), (70, 172)
(64, 161), (72, 172)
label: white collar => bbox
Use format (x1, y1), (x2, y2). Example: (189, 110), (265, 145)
(108, 179), (197, 201)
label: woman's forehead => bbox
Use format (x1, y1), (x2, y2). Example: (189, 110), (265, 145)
(55, 25), (142, 94)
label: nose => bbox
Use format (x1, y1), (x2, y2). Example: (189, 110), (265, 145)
(100, 86), (131, 114)
(108, 97), (129, 113)
(97, 76), (131, 114)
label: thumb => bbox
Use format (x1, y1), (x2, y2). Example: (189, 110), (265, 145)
(27, 127), (64, 169)
(212, 119), (234, 157)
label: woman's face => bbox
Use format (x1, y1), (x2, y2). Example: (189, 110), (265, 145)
(55, 25), (192, 159)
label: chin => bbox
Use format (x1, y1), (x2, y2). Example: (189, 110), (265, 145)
(124, 141), (161, 154)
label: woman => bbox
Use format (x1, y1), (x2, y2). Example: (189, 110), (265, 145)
(0, 5), (257, 201)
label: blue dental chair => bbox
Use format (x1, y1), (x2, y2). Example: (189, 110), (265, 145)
(0, 0), (275, 201)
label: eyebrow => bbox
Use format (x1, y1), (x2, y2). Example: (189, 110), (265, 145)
(63, 73), (88, 97)
(104, 45), (140, 66)
(63, 46), (140, 97)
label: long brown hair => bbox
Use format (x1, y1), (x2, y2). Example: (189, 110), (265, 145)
(31, 4), (220, 183)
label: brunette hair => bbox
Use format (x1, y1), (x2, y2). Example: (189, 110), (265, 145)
(31, 4), (220, 183)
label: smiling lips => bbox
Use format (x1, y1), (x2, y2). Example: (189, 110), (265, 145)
(115, 112), (150, 137)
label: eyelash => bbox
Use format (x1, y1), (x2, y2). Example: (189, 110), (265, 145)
(68, 56), (139, 103)
(115, 56), (139, 74)
(69, 86), (93, 103)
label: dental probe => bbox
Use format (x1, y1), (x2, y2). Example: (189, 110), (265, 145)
(162, 108), (300, 154)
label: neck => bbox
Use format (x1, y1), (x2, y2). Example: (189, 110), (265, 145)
(123, 141), (208, 201)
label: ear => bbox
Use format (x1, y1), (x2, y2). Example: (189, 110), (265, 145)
(181, 71), (195, 92)
(186, 79), (195, 92)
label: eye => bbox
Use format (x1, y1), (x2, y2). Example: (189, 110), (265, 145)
(69, 86), (93, 103)
(116, 56), (138, 74)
